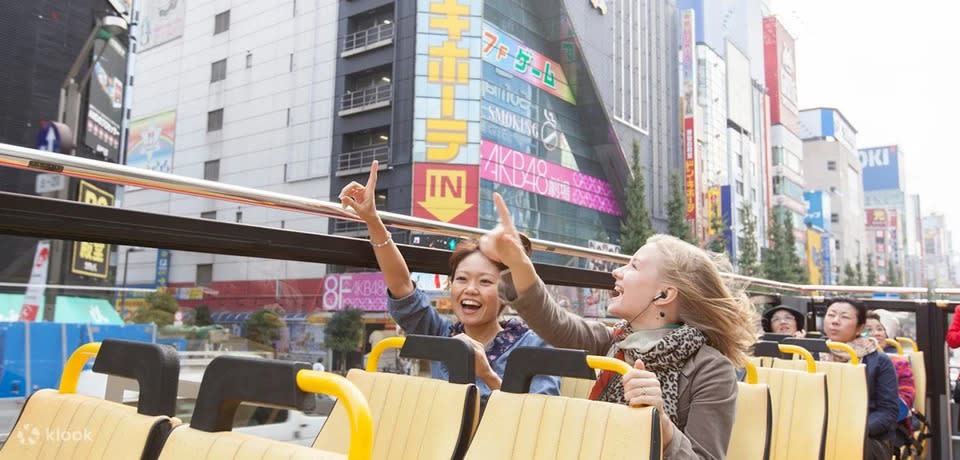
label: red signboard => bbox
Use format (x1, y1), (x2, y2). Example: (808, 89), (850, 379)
(412, 162), (479, 227)
(763, 16), (799, 134)
(866, 208), (889, 228)
(684, 117), (696, 221)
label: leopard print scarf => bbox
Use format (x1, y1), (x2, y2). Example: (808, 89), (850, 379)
(590, 322), (706, 427)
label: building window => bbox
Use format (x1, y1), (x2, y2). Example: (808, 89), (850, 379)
(827, 160), (837, 171)
(736, 181), (744, 196)
(210, 59), (227, 82)
(611, 0), (648, 131)
(245, 52), (252, 68)
(286, 108), (291, 126)
(289, 53), (294, 72)
(830, 213), (839, 224)
(214, 10), (231, 35)
(204, 160), (220, 181)
(197, 264), (213, 286)
(207, 109), (224, 132)
(201, 211), (217, 220)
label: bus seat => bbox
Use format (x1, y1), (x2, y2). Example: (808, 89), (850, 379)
(772, 348), (868, 460)
(158, 357), (372, 460)
(727, 361), (772, 460)
(0, 340), (181, 460)
(559, 376), (597, 399)
(755, 366), (828, 460)
(314, 335), (478, 460)
(465, 347), (661, 460)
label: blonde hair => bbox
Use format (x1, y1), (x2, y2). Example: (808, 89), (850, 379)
(645, 234), (758, 367)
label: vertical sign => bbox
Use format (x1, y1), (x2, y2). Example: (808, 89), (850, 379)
(412, 0), (483, 226)
(71, 181), (115, 278)
(681, 9), (697, 222)
(155, 249), (171, 288)
(19, 241), (51, 321)
(84, 38), (127, 163)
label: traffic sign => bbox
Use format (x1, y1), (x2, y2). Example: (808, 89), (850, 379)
(36, 122), (60, 152)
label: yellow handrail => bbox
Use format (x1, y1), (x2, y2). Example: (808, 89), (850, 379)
(297, 370), (373, 460)
(896, 337), (919, 352)
(884, 338), (904, 355)
(586, 355), (632, 375)
(366, 336), (406, 373)
(58, 342), (101, 393)
(743, 360), (759, 385)
(826, 341), (860, 365)
(778, 344), (817, 373)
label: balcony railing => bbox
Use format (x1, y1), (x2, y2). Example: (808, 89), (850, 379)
(336, 145), (389, 176)
(339, 83), (392, 114)
(343, 22), (394, 55)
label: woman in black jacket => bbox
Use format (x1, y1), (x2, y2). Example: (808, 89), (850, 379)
(821, 297), (900, 459)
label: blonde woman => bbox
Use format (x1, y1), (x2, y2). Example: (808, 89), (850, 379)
(480, 193), (757, 460)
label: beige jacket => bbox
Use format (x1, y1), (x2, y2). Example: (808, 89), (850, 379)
(501, 275), (737, 460)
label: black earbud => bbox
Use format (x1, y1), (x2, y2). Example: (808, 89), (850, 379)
(653, 290), (667, 301)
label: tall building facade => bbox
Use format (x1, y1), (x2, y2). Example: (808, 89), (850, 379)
(923, 213), (955, 288)
(860, 144), (908, 285)
(799, 107), (864, 283)
(122, 0), (341, 311)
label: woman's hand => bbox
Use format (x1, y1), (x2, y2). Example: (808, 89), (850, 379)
(338, 160), (380, 223)
(479, 193), (530, 269)
(453, 333), (501, 390)
(623, 359), (674, 446)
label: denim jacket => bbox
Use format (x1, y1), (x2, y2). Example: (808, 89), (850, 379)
(387, 287), (560, 404)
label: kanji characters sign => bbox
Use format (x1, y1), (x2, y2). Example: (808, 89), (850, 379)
(71, 181), (114, 278)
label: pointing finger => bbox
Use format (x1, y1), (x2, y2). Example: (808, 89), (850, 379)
(366, 160), (379, 190)
(492, 193), (517, 234)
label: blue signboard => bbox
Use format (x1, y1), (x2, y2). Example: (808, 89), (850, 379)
(721, 185), (734, 255)
(803, 190), (830, 231)
(859, 145), (901, 191)
(155, 249), (171, 288)
(35, 122), (61, 152)
(821, 234), (833, 285)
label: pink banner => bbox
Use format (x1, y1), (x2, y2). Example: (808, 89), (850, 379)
(322, 272), (387, 312)
(480, 140), (621, 216)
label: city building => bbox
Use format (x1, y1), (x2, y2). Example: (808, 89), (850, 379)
(922, 213), (956, 288)
(799, 107), (864, 283)
(860, 144), (908, 285)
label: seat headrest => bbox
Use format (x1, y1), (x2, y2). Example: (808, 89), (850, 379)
(782, 337), (830, 355)
(501, 347), (597, 394)
(91, 339), (180, 416)
(189, 356), (310, 432)
(401, 335), (476, 384)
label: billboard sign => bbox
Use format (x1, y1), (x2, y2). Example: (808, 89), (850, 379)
(412, 162), (480, 226)
(71, 181), (115, 278)
(482, 21), (576, 105)
(19, 242), (51, 321)
(322, 273), (387, 312)
(140, 0), (186, 50)
(127, 111), (176, 173)
(480, 140), (621, 215)
(155, 249), (171, 288)
(763, 16), (799, 134)
(84, 38), (126, 163)
(681, 9), (697, 223)
(859, 145), (901, 191)
(806, 228), (824, 285)
(803, 190), (830, 231)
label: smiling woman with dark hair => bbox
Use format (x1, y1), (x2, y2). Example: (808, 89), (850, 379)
(337, 161), (559, 404)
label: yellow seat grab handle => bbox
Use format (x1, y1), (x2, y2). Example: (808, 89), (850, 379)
(586, 355), (632, 376)
(366, 336), (406, 373)
(59, 342), (102, 394)
(895, 337), (919, 352)
(743, 360), (759, 385)
(777, 344), (817, 373)
(297, 370), (373, 460)
(825, 341), (860, 365)
(884, 338), (904, 356)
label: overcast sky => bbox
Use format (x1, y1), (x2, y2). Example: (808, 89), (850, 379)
(769, 0), (959, 247)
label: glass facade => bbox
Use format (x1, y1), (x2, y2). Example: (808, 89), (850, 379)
(479, 0), (623, 263)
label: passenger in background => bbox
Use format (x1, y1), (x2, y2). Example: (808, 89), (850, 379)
(481, 192), (757, 460)
(866, 310), (916, 432)
(821, 298), (900, 460)
(761, 305), (806, 337)
(338, 161), (559, 405)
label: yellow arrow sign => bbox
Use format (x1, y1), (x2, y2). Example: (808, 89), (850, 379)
(418, 169), (473, 222)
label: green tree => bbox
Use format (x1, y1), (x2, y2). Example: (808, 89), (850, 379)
(326, 308), (365, 371)
(866, 254), (878, 285)
(762, 207), (804, 283)
(737, 203), (762, 277)
(780, 210), (804, 283)
(193, 304), (213, 327)
(132, 291), (178, 327)
(855, 258), (864, 285)
(761, 208), (785, 281)
(620, 141), (654, 254)
(843, 262), (856, 285)
(886, 262), (901, 287)
(245, 308), (285, 348)
(707, 211), (728, 255)
(666, 172), (694, 244)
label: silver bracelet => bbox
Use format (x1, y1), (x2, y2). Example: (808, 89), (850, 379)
(370, 233), (393, 248)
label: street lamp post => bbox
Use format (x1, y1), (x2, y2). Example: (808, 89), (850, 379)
(43, 15), (129, 322)
(118, 246), (145, 319)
